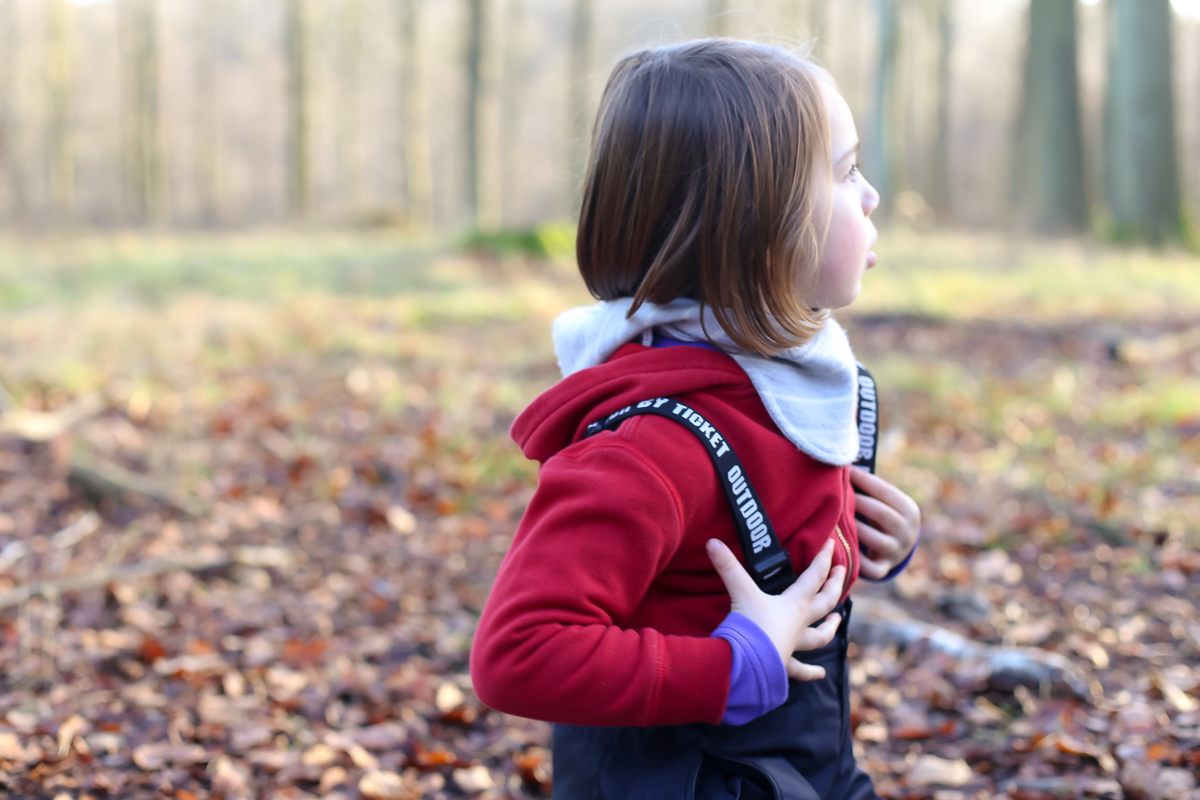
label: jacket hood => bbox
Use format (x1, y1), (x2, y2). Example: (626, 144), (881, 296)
(512, 345), (747, 464)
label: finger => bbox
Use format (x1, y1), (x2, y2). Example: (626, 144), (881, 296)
(796, 612), (841, 651)
(855, 520), (900, 560)
(783, 539), (835, 600)
(850, 468), (920, 521)
(807, 565), (846, 620)
(787, 657), (826, 681)
(705, 539), (762, 602)
(857, 554), (890, 580)
(854, 493), (908, 535)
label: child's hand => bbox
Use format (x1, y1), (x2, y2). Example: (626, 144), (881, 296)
(850, 467), (921, 580)
(706, 538), (845, 681)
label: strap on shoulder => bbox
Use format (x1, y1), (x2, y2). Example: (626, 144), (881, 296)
(582, 398), (797, 595)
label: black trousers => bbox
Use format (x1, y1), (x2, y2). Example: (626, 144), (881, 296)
(552, 601), (880, 800)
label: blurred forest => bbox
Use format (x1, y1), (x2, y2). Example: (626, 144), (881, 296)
(0, 0), (1197, 236)
(1, 1), (1200, 800)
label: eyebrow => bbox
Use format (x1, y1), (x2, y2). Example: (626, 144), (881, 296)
(835, 141), (861, 164)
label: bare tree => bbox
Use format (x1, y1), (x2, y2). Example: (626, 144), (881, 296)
(929, 0), (953, 218)
(399, 0), (433, 227)
(865, 0), (900, 213)
(568, 0), (593, 202)
(336, 0), (364, 216)
(194, 0), (222, 226)
(1105, 0), (1181, 241)
(285, 0), (311, 219)
(464, 0), (484, 225)
(124, 0), (165, 225)
(1017, 0), (1087, 232)
(0, 0), (25, 217)
(46, 0), (75, 219)
(707, 0), (729, 37)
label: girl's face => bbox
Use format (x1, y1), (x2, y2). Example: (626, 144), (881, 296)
(810, 86), (880, 310)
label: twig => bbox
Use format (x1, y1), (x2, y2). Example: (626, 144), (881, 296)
(68, 458), (208, 517)
(1109, 327), (1200, 365)
(0, 551), (232, 610)
(0, 393), (103, 442)
(849, 596), (1092, 701)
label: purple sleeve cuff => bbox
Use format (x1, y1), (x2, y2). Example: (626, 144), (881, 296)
(860, 526), (920, 582)
(712, 612), (789, 726)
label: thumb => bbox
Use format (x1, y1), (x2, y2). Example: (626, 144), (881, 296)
(706, 539), (760, 604)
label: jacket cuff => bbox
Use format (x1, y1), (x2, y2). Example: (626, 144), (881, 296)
(711, 612), (788, 726)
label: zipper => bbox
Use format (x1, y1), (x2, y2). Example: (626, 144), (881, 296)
(833, 524), (853, 567)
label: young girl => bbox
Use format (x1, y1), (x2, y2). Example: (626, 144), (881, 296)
(472, 39), (920, 799)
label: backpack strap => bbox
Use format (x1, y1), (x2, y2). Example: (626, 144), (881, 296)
(852, 363), (878, 474)
(582, 398), (797, 595)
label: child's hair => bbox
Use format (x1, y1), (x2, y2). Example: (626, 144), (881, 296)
(577, 39), (834, 356)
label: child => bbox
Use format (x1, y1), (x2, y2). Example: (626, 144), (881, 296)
(471, 39), (920, 800)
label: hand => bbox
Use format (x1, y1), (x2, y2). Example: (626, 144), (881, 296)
(706, 538), (846, 681)
(851, 467), (921, 580)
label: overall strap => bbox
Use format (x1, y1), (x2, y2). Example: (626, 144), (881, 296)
(852, 363), (878, 474)
(582, 398), (797, 595)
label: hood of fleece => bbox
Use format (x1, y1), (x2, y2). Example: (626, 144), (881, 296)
(512, 345), (747, 464)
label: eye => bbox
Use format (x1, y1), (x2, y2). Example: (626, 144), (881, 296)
(846, 163), (861, 180)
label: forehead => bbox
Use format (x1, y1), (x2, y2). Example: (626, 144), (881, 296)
(822, 85), (858, 158)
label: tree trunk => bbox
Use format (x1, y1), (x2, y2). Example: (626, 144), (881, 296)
(399, 0), (433, 227)
(808, 0), (828, 61)
(194, 0), (221, 226)
(285, 0), (311, 220)
(46, 0), (75, 219)
(0, 0), (25, 217)
(1105, 0), (1181, 242)
(336, 0), (364, 217)
(500, 0), (528, 227)
(464, 0), (483, 225)
(1018, 0), (1087, 232)
(707, 0), (728, 38)
(124, 0), (165, 225)
(568, 0), (593, 204)
(929, 0), (953, 219)
(865, 0), (899, 214)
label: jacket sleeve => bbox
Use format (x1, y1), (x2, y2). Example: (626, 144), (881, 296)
(470, 439), (733, 727)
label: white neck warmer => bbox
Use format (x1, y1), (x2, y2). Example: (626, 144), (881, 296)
(552, 297), (861, 466)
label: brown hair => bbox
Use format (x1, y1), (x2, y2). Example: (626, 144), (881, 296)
(577, 39), (833, 356)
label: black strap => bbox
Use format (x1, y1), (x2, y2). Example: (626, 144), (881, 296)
(582, 398), (797, 595)
(852, 363), (878, 474)
(852, 364), (879, 544)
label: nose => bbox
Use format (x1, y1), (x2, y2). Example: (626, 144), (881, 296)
(862, 178), (880, 217)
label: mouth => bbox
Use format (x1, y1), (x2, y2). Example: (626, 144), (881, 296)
(866, 250), (877, 268)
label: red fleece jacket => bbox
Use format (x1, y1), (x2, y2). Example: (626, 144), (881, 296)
(470, 343), (861, 727)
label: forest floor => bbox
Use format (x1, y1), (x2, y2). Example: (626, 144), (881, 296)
(0, 229), (1197, 800)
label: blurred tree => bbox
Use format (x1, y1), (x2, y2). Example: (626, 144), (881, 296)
(46, 0), (75, 219)
(928, 0), (953, 219)
(568, 0), (593, 201)
(808, 0), (828, 61)
(865, 0), (899, 214)
(500, 0), (529, 226)
(194, 0), (222, 226)
(336, 0), (364, 215)
(1105, 0), (1181, 242)
(124, 0), (165, 225)
(286, 0), (311, 219)
(1017, 0), (1087, 232)
(399, 0), (433, 227)
(0, 0), (25, 216)
(464, 0), (484, 225)
(707, 0), (728, 37)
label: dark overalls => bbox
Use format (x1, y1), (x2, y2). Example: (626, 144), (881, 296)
(551, 601), (879, 800)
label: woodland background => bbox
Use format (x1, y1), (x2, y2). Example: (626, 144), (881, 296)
(0, 1), (1199, 799)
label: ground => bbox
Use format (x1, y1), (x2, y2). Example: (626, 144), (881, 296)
(0, 229), (1196, 799)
